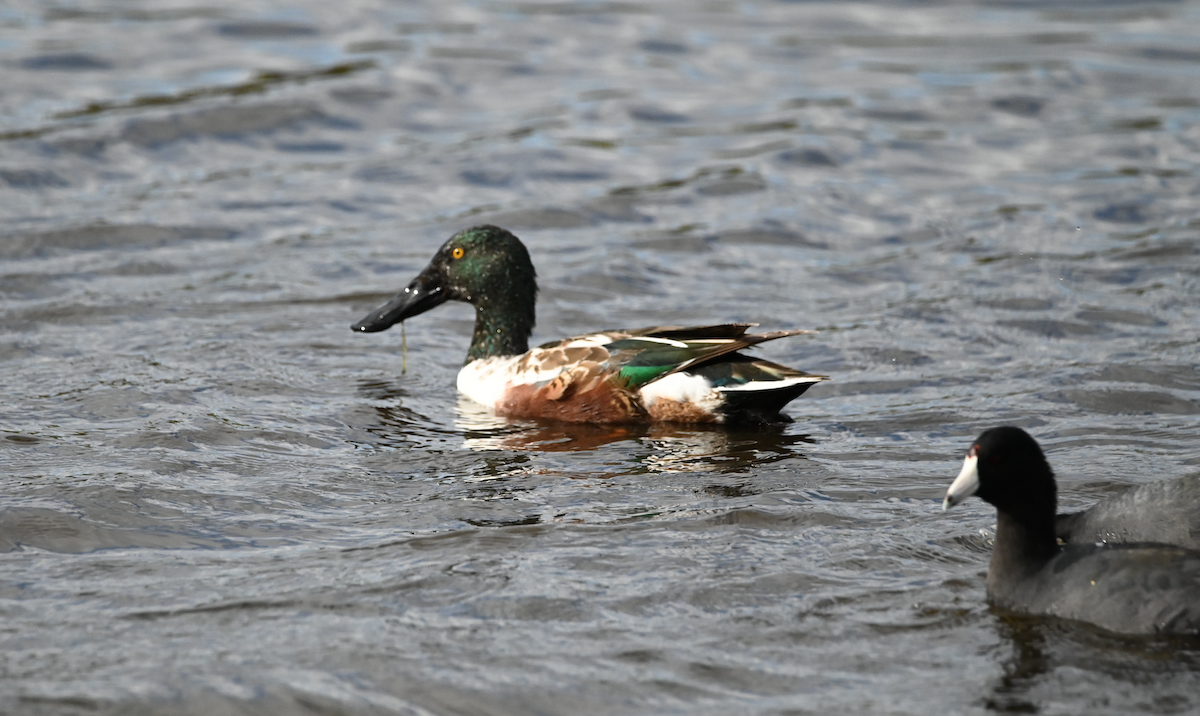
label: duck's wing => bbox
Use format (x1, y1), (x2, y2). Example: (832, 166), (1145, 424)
(627, 324), (758, 340)
(505, 325), (823, 420)
(526, 324), (822, 389)
(534, 323), (759, 349)
(604, 325), (820, 390)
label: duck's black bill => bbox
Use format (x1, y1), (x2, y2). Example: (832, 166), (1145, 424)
(351, 273), (447, 333)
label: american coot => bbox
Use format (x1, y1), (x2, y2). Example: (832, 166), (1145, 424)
(351, 225), (826, 423)
(1056, 474), (1200, 550)
(944, 426), (1200, 636)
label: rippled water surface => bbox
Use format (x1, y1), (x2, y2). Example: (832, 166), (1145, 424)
(3, 1), (1200, 713)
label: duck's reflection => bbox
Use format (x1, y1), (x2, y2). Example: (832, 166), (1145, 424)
(455, 396), (657, 452)
(353, 379), (813, 474)
(455, 395), (813, 473)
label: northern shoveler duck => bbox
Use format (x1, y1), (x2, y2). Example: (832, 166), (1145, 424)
(351, 225), (827, 424)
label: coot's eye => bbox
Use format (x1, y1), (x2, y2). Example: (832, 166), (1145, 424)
(451, 247), (465, 259)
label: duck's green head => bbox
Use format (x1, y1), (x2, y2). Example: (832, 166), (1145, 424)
(352, 225), (538, 361)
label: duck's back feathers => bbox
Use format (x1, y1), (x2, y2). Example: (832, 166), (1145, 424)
(459, 324), (826, 423)
(603, 324), (813, 389)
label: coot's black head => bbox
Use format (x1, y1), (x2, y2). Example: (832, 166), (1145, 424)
(944, 426), (1057, 524)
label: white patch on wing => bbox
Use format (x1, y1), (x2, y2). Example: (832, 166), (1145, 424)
(716, 376), (825, 392)
(638, 372), (722, 411)
(565, 334), (616, 347)
(624, 336), (689, 348)
(457, 356), (522, 409)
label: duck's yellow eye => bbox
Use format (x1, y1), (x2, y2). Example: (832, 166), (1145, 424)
(451, 247), (465, 259)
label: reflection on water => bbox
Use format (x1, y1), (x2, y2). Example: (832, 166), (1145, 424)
(988, 616), (1052, 714)
(638, 425), (814, 475)
(987, 614), (1200, 714)
(351, 378), (433, 449)
(357, 378), (816, 474)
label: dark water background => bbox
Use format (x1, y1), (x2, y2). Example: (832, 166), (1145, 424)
(3, 1), (1200, 714)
